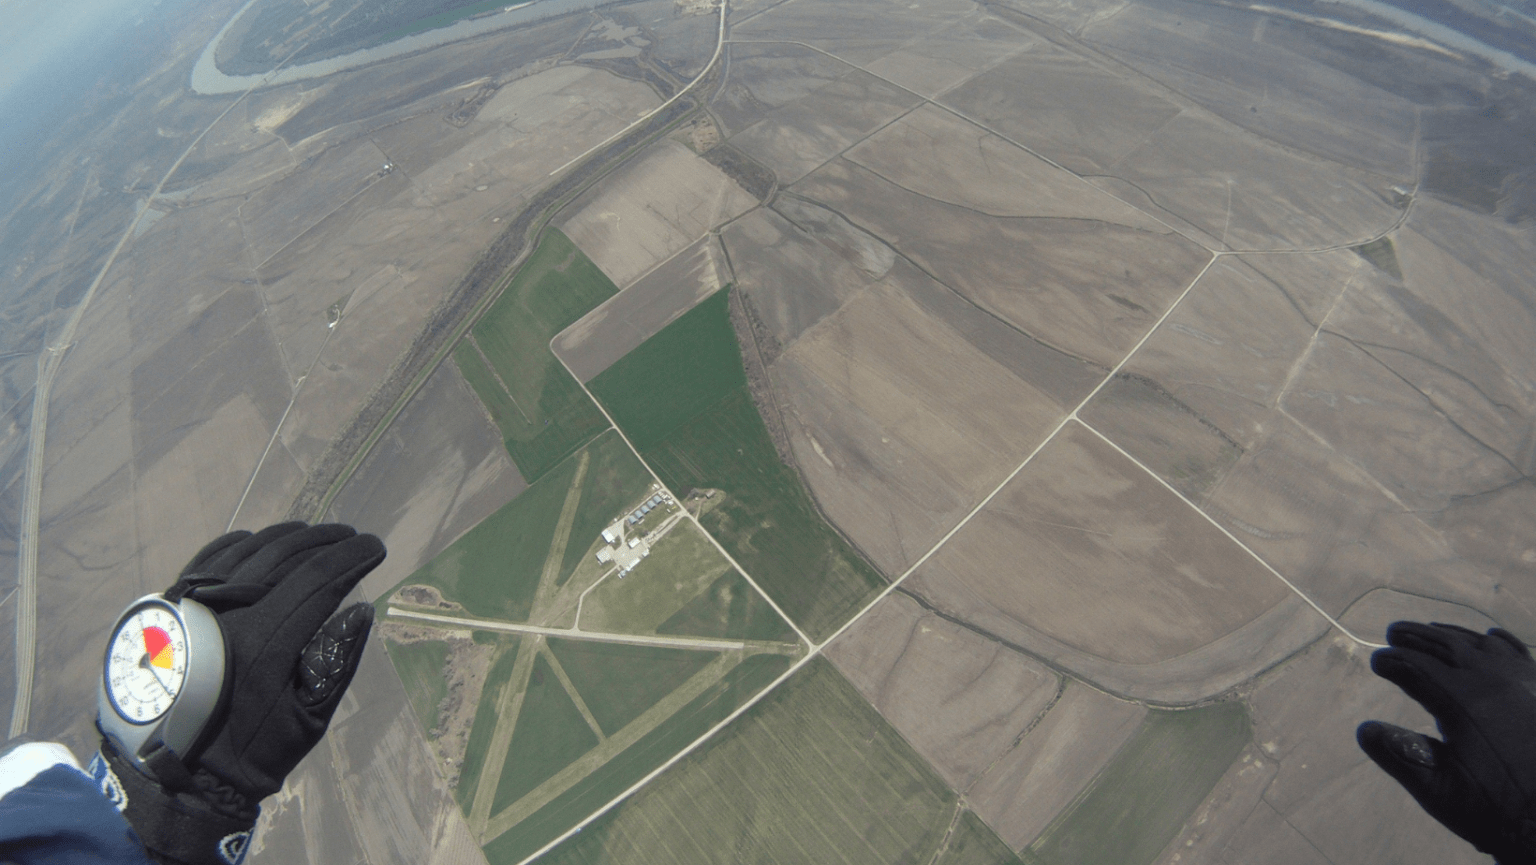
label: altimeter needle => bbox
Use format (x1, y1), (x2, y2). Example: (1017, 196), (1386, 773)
(139, 653), (174, 698)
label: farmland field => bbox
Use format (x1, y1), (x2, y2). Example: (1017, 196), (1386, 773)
(646, 389), (885, 640)
(384, 445), (584, 621)
(591, 287), (885, 641)
(547, 639), (720, 735)
(484, 653), (792, 865)
(656, 570), (798, 643)
(530, 658), (957, 865)
(383, 637), (451, 736)
(493, 652), (602, 814)
(939, 810), (1025, 865)
(456, 639), (523, 812)
(589, 288), (746, 449)
(459, 229), (618, 480)
(1025, 702), (1251, 865)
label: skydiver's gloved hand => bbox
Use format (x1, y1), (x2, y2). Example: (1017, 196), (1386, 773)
(94, 522), (385, 865)
(1358, 620), (1536, 865)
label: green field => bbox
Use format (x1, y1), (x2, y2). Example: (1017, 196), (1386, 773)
(530, 658), (956, 865)
(555, 431), (654, 587)
(483, 654), (792, 865)
(589, 289), (747, 449)
(454, 341), (531, 443)
(547, 639), (720, 736)
(457, 229), (618, 481)
(939, 810), (1025, 865)
(385, 445), (586, 621)
(590, 288), (885, 641)
(494, 653), (602, 814)
(456, 638), (523, 812)
(1025, 703), (1250, 865)
(579, 520), (733, 634)
(647, 389), (885, 640)
(384, 638), (451, 737)
(657, 570), (798, 643)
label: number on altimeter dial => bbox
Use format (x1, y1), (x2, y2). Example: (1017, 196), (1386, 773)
(105, 605), (188, 723)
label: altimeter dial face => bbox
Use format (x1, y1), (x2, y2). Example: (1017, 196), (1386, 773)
(104, 603), (188, 724)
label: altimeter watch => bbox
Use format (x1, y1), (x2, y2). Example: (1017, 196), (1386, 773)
(98, 593), (227, 766)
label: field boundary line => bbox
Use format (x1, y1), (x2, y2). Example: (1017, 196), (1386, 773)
(551, 350), (813, 649)
(539, 643), (607, 742)
(1073, 419), (1384, 648)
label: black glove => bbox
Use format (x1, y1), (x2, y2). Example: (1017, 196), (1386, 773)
(1358, 620), (1536, 865)
(96, 522), (384, 865)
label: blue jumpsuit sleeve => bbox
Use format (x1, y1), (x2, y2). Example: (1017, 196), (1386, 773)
(0, 741), (154, 865)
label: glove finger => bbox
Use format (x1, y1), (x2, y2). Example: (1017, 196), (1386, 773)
(298, 603), (374, 712)
(1486, 627), (1532, 660)
(179, 531), (252, 577)
(1386, 621), (1465, 666)
(227, 523), (358, 587)
(1370, 647), (1463, 728)
(1357, 721), (1450, 812)
(251, 532), (386, 652)
(195, 523), (308, 577)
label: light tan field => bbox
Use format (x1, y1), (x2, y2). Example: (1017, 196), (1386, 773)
(843, 103), (1171, 229)
(825, 592), (1059, 791)
(861, 12), (1035, 98)
(729, 0), (980, 65)
(1154, 634), (1483, 865)
(793, 157), (1211, 368)
(940, 41), (1405, 250)
(728, 68), (922, 184)
(719, 205), (886, 346)
(967, 680), (1146, 850)
(905, 423), (1289, 665)
(553, 237), (731, 382)
(328, 362), (526, 601)
(559, 139), (757, 289)
(1080, 1), (1421, 180)
(775, 278), (1064, 575)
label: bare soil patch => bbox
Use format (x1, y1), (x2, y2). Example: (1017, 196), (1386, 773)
(968, 681), (1145, 851)
(906, 423), (1288, 666)
(559, 139), (757, 289)
(826, 592), (1058, 791)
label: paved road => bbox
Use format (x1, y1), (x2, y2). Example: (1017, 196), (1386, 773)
(386, 607), (751, 652)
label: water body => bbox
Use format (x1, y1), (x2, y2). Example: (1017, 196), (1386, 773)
(1318, 0), (1536, 80)
(190, 0), (608, 94)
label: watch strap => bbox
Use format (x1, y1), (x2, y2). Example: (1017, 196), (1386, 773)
(92, 738), (257, 865)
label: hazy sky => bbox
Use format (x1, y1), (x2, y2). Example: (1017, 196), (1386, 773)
(0, 0), (152, 99)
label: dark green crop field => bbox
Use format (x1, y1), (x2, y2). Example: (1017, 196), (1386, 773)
(484, 654), (792, 865)
(939, 810), (1024, 865)
(555, 430), (653, 587)
(384, 638), (451, 737)
(547, 639), (720, 736)
(591, 287), (884, 641)
(656, 570), (798, 643)
(458, 229), (617, 480)
(457, 638), (522, 813)
(493, 652), (601, 814)
(589, 289), (746, 450)
(532, 658), (957, 865)
(1025, 702), (1250, 865)
(646, 388), (884, 640)
(385, 445), (583, 621)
